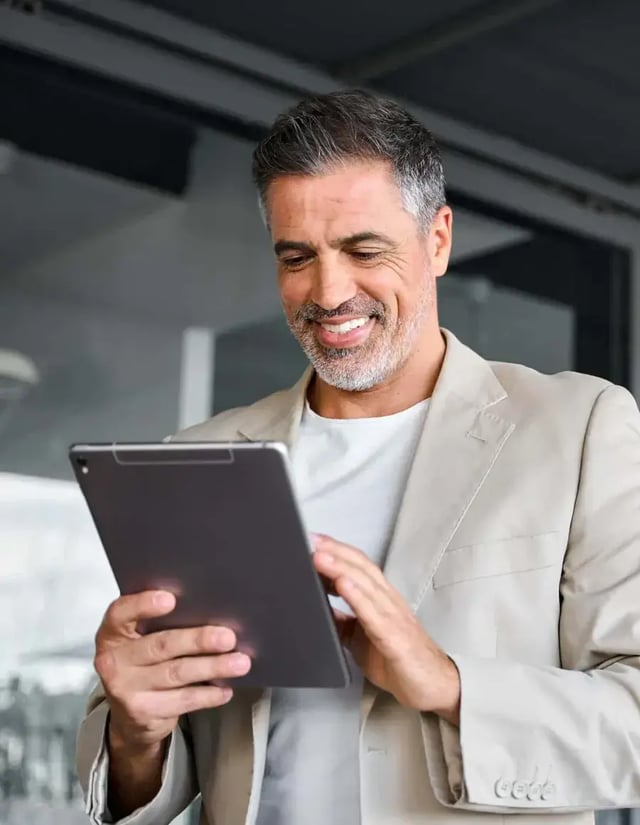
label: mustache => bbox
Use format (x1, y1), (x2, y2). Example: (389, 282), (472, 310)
(294, 297), (385, 324)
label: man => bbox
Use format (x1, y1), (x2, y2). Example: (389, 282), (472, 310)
(77, 90), (640, 825)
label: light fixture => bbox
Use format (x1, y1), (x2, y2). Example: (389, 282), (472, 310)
(0, 349), (39, 400)
(0, 141), (16, 176)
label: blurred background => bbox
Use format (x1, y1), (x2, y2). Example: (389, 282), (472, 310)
(0, 0), (638, 823)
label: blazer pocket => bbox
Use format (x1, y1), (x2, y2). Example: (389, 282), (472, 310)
(432, 532), (562, 589)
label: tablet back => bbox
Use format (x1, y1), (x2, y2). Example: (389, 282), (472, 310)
(69, 441), (350, 688)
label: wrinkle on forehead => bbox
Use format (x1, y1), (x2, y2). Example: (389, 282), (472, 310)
(267, 161), (409, 241)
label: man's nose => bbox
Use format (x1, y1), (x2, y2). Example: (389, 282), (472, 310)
(310, 261), (357, 311)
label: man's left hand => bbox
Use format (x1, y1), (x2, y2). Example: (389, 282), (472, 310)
(312, 534), (461, 726)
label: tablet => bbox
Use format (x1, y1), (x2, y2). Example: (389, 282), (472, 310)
(69, 441), (350, 689)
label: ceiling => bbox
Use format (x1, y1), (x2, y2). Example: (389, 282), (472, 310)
(136, 0), (640, 181)
(0, 45), (197, 194)
(0, 145), (169, 273)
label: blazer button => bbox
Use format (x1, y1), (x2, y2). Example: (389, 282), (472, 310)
(511, 781), (529, 799)
(541, 782), (556, 801)
(495, 778), (513, 798)
(527, 782), (543, 801)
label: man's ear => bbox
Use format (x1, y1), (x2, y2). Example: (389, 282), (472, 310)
(429, 206), (453, 279)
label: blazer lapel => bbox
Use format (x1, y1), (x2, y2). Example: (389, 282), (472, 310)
(224, 331), (516, 797)
(357, 332), (514, 728)
(236, 367), (313, 446)
(382, 330), (515, 611)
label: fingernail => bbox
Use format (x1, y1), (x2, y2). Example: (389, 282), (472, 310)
(154, 592), (175, 608)
(310, 533), (324, 550)
(232, 654), (251, 674)
(217, 628), (235, 648)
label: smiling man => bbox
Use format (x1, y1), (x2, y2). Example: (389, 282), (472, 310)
(77, 91), (640, 825)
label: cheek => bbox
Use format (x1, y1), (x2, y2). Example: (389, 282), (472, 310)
(278, 271), (300, 302)
(357, 268), (400, 313)
(278, 270), (312, 315)
(397, 269), (433, 315)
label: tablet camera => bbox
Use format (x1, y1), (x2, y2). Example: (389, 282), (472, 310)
(78, 458), (89, 475)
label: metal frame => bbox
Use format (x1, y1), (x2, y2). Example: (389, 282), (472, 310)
(337, 0), (565, 81)
(4, 0), (640, 216)
(1, 0), (639, 395)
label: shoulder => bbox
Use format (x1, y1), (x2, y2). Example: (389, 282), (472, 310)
(167, 385), (295, 442)
(492, 359), (610, 409)
(490, 359), (637, 431)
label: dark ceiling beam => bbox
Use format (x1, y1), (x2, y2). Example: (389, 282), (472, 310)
(336, 0), (564, 82)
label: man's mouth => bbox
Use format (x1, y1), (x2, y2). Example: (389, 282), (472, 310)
(313, 315), (376, 348)
(319, 316), (370, 334)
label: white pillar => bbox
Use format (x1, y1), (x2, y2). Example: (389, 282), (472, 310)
(177, 327), (215, 430)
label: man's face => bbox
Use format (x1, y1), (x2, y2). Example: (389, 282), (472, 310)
(267, 161), (452, 392)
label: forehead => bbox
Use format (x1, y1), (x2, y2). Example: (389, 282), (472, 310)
(266, 160), (407, 235)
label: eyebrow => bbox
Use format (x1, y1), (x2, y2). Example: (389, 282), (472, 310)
(273, 231), (394, 256)
(274, 240), (315, 256)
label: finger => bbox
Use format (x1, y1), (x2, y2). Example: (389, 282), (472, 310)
(313, 552), (389, 601)
(148, 685), (236, 718)
(312, 535), (382, 576)
(127, 625), (237, 666)
(320, 555), (404, 651)
(312, 538), (386, 584)
(99, 591), (176, 643)
(318, 572), (338, 596)
(314, 543), (407, 613)
(146, 652), (251, 690)
(327, 561), (398, 643)
(334, 575), (399, 651)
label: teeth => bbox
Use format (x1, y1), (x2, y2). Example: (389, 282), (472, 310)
(320, 317), (369, 334)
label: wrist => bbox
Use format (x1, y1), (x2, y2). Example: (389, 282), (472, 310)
(420, 654), (461, 726)
(107, 716), (167, 761)
(106, 715), (168, 820)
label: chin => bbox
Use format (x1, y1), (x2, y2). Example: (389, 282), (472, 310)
(313, 358), (391, 393)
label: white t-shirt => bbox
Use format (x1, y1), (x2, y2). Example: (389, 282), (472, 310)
(255, 397), (430, 825)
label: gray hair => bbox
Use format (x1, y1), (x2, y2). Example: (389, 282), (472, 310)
(252, 89), (446, 229)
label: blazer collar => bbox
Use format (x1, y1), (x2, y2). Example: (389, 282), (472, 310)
(236, 367), (313, 445)
(381, 329), (514, 610)
(236, 328), (508, 445)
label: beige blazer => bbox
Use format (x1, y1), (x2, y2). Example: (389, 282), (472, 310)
(77, 329), (640, 825)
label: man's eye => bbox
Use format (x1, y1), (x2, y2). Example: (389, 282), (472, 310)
(282, 256), (309, 269)
(351, 250), (382, 261)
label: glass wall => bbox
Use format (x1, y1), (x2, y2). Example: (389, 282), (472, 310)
(0, 290), (186, 824)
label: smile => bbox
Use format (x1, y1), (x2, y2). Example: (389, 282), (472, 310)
(319, 317), (370, 334)
(313, 316), (376, 349)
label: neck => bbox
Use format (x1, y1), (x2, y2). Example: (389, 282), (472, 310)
(309, 326), (446, 419)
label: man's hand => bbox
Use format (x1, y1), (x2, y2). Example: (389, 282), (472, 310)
(95, 590), (251, 751)
(312, 535), (460, 726)
(94, 591), (251, 818)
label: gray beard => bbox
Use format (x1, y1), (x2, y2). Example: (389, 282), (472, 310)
(291, 316), (425, 392)
(287, 279), (434, 392)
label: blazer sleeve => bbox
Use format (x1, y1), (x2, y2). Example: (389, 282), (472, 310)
(76, 683), (198, 825)
(420, 383), (640, 813)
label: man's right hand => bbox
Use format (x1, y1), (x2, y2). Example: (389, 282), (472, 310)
(95, 590), (251, 752)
